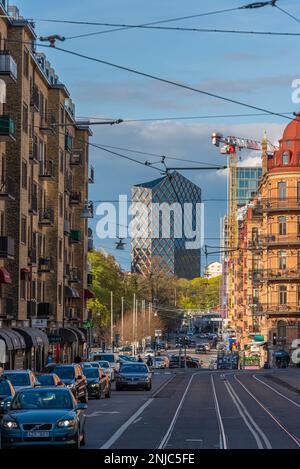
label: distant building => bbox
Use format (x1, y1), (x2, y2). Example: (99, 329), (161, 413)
(236, 166), (262, 207)
(131, 172), (202, 280)
(204, 262), (222, 279)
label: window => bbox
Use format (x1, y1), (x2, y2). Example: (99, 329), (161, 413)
(22, 103), (28, 133)
(298, 182), (300, 202)
(58, 238), (62, 261)
(21, 216), (27, 244)
(23, 48), (29, 78)
(59, 194), (63, 217)
(252, 228), (258, 242)
(21, 160), (27, 189)
(278, 216), (286, 236)
(298, 286), (300, 306)
(298, 216), (300, 237)
(298, 251), (300, 270)
(278, 181), (286, 200)
(0, 211), (4, 236)
(20, 280), (26, 300)
(278, 251), (286, 270)
(60, 105), (65, 125)
(58, 284), (62, 305)
(282, 151), (289, 165)
(278, 320), (287, 339)
(59, 149), (64, 173)
(279, 286), (287, 305)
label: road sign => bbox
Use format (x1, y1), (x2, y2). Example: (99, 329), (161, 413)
(155, 329), (162, 337)
(84, 320), (92, 328)
(31, 318), (47, 328)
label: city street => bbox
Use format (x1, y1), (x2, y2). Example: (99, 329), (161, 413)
(83, 367), (300, 449)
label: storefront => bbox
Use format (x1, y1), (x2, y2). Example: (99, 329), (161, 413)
(13, 328), (49, 371)
(0, 329), (26, 369)
(59, 327), (79, 363)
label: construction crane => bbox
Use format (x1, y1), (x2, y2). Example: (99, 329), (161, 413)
(211, 132), (276, 321)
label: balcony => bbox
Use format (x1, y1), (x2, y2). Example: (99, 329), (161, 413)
(29, 137), (39, 164)
(30, 85), (39, 111)
(27, 300), (37, 318)
(0, 51), (17, 83)
(87, 273), (93, 286)
(40, 115), (56, 134)
(248, 240), (263, 250)
(39, 160), (55, 179)
(39, 208), (54, 226)
(0, 177), (15, 201)
(65, 134), (73, 152)
(70, 150), (82, 166)
(264, 303), (300, 317)
(64, 173), (72, 193)
(37, 302), (55, 318)
(266, 269), (300, 282)
(70, 229), (82, 243)
(69, 191), (81, 205)
(264, 198), (300, 212)
(64, 219), (71, 235)
(29, 195), (38, 215)
(38, 257), (54, 273)
(0, 115), (16, 141)
(88, 238), (93, 251)
(249, 269), (263, 284)
(28, 247), (37, 265)
(0, 236), (14, 259)
(266, 235), (300, 247)
(88, 166), (94, 184)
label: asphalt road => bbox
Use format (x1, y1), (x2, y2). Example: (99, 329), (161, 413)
(83, 367), (300, 449)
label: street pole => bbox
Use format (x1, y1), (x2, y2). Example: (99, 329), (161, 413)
(148, 302), (151, 335)
(121, 296), (124, 345)
(110, 291), (113, 352)
(132, 293), (136, 354)
(135, 299), (138, 352)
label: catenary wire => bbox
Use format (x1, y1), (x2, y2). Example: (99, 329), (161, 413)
(274, 4), (300, 24)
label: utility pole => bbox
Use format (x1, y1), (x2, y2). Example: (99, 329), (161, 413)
(110, 291), (113, 352)
(135, 299), (138, 352)
(132, 293), (136, 354)
(121, 296), (124, 345)
(148, 302), (151, 336)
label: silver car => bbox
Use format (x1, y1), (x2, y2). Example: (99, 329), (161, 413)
(115, 363), (152, 391)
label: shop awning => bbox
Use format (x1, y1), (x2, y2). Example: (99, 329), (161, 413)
(84, 289), (95, 299)
(65, 286), (81, 299)
(0, 267), (12, 284)
(20, 268), (31, 281)
(59, 327), (78, 343)
(68, 327), (86, 343)
(78, 327), (88, 341)
(0, 329), (26, 350)
(13, 328), (49, 348)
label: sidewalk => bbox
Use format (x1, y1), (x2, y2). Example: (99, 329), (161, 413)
(263, 368), (300, 393)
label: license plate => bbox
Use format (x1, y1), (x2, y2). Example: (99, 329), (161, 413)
(26, 431), (50, 438)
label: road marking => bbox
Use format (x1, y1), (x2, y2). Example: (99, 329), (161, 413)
(234, 375), (300, 448)
(132, 417), (142, 424)
(253, 375), (300, 408)
(86, 410), (120, 417)
(158, 372), (201, 449)
(210, 374), (227, 449)
(100, 374), (176, 449)
(224, 380), (270, 449)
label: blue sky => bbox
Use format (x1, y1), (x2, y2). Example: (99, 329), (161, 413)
(15, 0), (300, 271)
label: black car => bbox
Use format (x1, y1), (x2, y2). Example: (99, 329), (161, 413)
(195, 344), (208, 354)
(115, 363), (152, 391)
(51, 364), (88, 403)
(84, 367), (111, 399)
(0, 376), (15, 417)
(169, 355), (180, 368)
(36, 373), (65, 388)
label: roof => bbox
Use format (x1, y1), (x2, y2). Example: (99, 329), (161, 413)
(134, 175), (166, 189)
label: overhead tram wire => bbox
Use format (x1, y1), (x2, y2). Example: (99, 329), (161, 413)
(274, 4), (300, 24)
(37, 43), (293, 122)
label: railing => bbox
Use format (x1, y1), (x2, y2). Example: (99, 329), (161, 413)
(70, 151), (82, 166)
(39, 160), (55, 178)
(264, 198), (300, 211)
(28, 247), (37, 265)
(0, 235), (14, 259)
(39, 208), (55, 226)
(266, 235), (300, 246)
(69, 191), (81, 204)
(0, 177), (15, 199)
(70, 267), (80, 283)
(266, 269), (300, 281)
(29, 195), (38, 214)
(40, 114), (56, 133)
(64, 173), (72, 193)
(38, 257), (54, 273)
(0, 51), (17, 82)
(30, 85), (40, 110)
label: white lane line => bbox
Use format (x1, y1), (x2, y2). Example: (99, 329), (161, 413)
(224, 380), (268, 449)
(210, 374), (227, 449)
(253, 375), (300, 408)
(234, 375), (300, 448)
(100, 374), (175, 449)
(158, 372), (200, 449)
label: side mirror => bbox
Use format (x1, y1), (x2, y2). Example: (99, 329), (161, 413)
(76, 403), (87, 410)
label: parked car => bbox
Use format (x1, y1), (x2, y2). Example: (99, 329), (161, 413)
(0, 376), (15, 418)
(84, 367), (111, 399)
(3, 370), (40, 392)
(51, 364), (88, 403)
(94, 360), (115, 381)
(36, 373), (65, 387)
(115, 363), (152, 391)
(0, 387), (86, 448)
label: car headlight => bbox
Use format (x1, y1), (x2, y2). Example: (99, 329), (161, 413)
(90, 384), (98, 388)
(57, 419), (76, 428)
(2, 419), (19, 429)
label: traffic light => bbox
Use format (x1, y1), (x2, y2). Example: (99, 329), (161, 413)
(272, 333), (277, 346)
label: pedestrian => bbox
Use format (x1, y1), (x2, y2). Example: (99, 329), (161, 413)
(137, 355), (143, 363)
(47, 352), (53, 364)
(146, 355), (153, 367)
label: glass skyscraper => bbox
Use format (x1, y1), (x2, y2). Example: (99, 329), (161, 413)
(131, 172), (202, 280)
(236, 167), (262, 207)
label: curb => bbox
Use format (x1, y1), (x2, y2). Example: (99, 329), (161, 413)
(263, 374), (300, 394)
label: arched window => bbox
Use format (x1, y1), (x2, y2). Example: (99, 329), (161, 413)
(282, 151), (289, 165)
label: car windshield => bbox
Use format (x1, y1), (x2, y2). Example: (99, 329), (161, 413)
(84, 368), (99, 378)
(98, 361), (109, 368)
(10, 390), (73, 410)
(53, 366), (75, 380)
(0, 381), (11, 396)
(93, 354), (115, 363)
(4, 373), (30, 387)
(121, 365), (148, 374)
(37, 375), (55, 386)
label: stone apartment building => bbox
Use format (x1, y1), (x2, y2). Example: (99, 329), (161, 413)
(0, 2), (94, 369)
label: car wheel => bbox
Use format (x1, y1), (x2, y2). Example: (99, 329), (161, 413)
(146, 383), (152, 391)
(70, 430), (80, 449)
(115, 383), (122, 391)
(80, 429), (86, 446)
